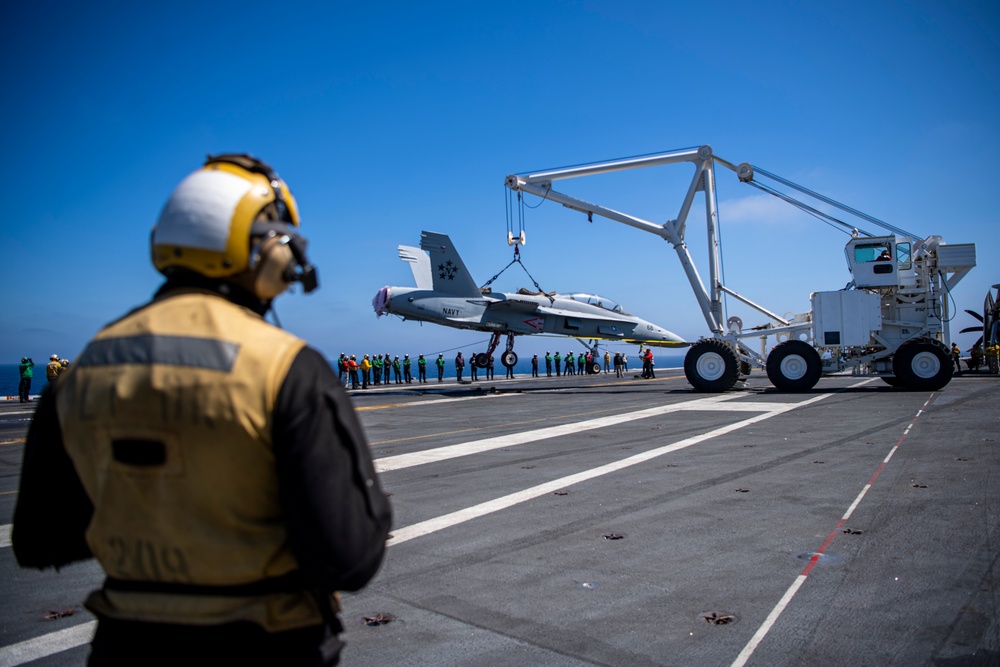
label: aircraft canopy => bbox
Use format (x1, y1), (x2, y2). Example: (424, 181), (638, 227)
(565, 293), (632, 315)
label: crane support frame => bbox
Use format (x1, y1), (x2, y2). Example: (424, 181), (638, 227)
(504, 144), (976, 392)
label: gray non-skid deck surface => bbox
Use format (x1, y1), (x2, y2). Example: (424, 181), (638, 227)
(0, 372), (996, 666)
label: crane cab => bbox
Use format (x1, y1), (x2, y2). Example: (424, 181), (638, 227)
(845, 235), (914, 289)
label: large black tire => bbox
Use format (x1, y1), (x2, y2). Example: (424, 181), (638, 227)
(881, 375), (904, 387)
(892, 340), (952, 391)
(589, 362), (602, 375)
(474, 353), (490, 368)
(501, 351), (518, 369)
(766, 340), (822, 392)
(684, 340), (739, 392)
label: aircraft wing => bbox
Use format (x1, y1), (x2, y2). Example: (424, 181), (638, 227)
(487, 298), (633, 322)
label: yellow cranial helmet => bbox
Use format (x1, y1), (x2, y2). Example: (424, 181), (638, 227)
(151, 154), (317, 298)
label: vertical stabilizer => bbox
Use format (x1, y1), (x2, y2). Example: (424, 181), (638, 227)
(419, 231), (480, 296)
(398, 245), (433, 289)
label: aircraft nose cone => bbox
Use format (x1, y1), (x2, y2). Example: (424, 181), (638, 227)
(638, 321), (686, 345)
(373, 286), (391, 316)
(663, 329), (687, 344)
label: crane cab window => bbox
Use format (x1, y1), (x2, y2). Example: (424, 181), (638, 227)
(854, 243), (892, 263)
(854, 243), (895, 275)
(895, 242), (911, 270)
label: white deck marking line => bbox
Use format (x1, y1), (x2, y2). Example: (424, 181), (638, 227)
(704, 401), (799, 412)
(729, 381), (919, 667)
(388, 393), (831, 545)
(357, 392), (519, 411)
(0, 524), (9, 549)
(729, 574), (808, 667)
(375, 393), (760, 472)
(0, 621), (95, 667)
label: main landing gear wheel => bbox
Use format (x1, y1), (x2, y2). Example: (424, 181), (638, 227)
(501, 351), (518, 368)
(474, 353), (490, 368)
(892, 339), (952, 391)
(684, 339), (739, 392)
(766, 340), (822, 392)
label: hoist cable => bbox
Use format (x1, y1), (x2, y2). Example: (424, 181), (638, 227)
(479, 257), (519, 290)
(516, 257), (550, 296)
(479, 249), (552, 298)
(504, 186), (512, 239)
(752, 166), (917, 238)
(745, 180), (866, 237)
(518, 192), (526, 238)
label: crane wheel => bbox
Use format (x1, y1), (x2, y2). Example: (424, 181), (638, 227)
(892, 339), (952, 391)
(766, 340), (822, 392)
(684, 339), (739, 392)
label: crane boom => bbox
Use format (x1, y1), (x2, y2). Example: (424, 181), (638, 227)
(506, 145), (724, 333)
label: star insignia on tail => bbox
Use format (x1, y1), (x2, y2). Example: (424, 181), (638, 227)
(438, 260), (458, 280)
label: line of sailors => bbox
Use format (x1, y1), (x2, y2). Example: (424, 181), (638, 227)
(332, 347), (659, 389)
(540, 348), (655, 379)
(543, 351), (601, 376)
(337, 352), (425, 389)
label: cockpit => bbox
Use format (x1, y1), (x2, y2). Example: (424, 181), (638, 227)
(565, 293), (631, 315)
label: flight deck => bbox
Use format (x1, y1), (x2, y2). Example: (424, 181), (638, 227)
(1, 370), (997, 666)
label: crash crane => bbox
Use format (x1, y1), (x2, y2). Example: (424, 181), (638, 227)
(504, 145), (977, 392)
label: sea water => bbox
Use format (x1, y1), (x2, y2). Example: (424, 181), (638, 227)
(1, 364), (47, 399)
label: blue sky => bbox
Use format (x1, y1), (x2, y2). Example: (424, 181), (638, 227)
(3, 1), (997, 365)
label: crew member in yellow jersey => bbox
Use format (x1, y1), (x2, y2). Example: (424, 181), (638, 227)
(13, 154), (392, 666)
(45, 354), (62, 382)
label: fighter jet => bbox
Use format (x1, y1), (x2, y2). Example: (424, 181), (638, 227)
(372, 231), (687, 369)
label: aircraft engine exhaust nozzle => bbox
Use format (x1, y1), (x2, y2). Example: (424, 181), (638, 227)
(373, 286), (390, 317)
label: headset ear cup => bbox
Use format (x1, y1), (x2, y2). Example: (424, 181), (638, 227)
(252, 236), (295, 300)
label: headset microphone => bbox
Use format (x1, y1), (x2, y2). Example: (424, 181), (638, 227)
(284, 234), (318, 292)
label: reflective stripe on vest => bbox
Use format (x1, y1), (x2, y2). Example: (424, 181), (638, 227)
(76, 334), (239, 371)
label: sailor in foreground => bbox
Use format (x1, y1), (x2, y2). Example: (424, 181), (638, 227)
(12, 154), (392, 666)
